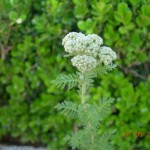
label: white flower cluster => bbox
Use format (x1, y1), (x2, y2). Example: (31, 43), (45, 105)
(62, 32), (103, 57)
(71, 55), (97, 73)
(62, 32), (85, 54)
(98, 46), (117, 66)
(62, 32), (117, 72)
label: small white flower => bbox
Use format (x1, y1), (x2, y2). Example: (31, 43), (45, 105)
(71, 55), (97, 73)
(16, 18), (22, 24)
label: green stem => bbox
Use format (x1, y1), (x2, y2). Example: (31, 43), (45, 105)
(81, 81), (86, 105)
(81, 76), (95, 145)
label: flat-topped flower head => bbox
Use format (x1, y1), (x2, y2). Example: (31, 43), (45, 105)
(71, 55), (97, 73)
(62, 32), (103, 57)
(62, 32), (117, 69)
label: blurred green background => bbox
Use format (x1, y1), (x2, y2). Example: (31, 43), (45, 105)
(0, 0), (150, 150)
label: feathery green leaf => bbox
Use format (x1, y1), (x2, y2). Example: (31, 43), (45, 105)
(55, 101), (79, 119)
(79, 104), (101, 129)
(93, 63), (117, 76)
(84, 71), (96, 88)
(94, 97), (114, 120)
(51, 73), (81, 90)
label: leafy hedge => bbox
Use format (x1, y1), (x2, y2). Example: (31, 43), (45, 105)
(0, 0), (150, 149)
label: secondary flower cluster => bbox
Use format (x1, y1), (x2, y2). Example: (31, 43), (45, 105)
(71, 55), (97, 73)
(62, 32), (117, 73)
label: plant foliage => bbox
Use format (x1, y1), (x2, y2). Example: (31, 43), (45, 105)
(55, 101), (79, 119)
(51, 73), (81, 90)
(53, 60), (116, 150)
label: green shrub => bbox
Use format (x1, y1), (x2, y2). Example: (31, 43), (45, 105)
(0, 0), (150, 149)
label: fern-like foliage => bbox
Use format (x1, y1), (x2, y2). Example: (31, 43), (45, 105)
(55, 101), (79, 119)
(52, 62), (116, 150)
(56, 98), (114, 129)
(94, 97), (114, 120)
(93, 63), (117, 76)
(68, 130), (86, 149)
(84, 71), (96, 89)
(55, 98), (114, 149)
(65, 128), (114, 150)
(66, 129), (95, 150)
(51, 73), (81, 90)
(106, 63), (117, 71)
(78, 98), (114, 129)
(94, 131), (115, 150)
(79, 104), (101, 129)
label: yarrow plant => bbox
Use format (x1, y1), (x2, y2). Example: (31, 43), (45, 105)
(52, 32), (117, 150)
